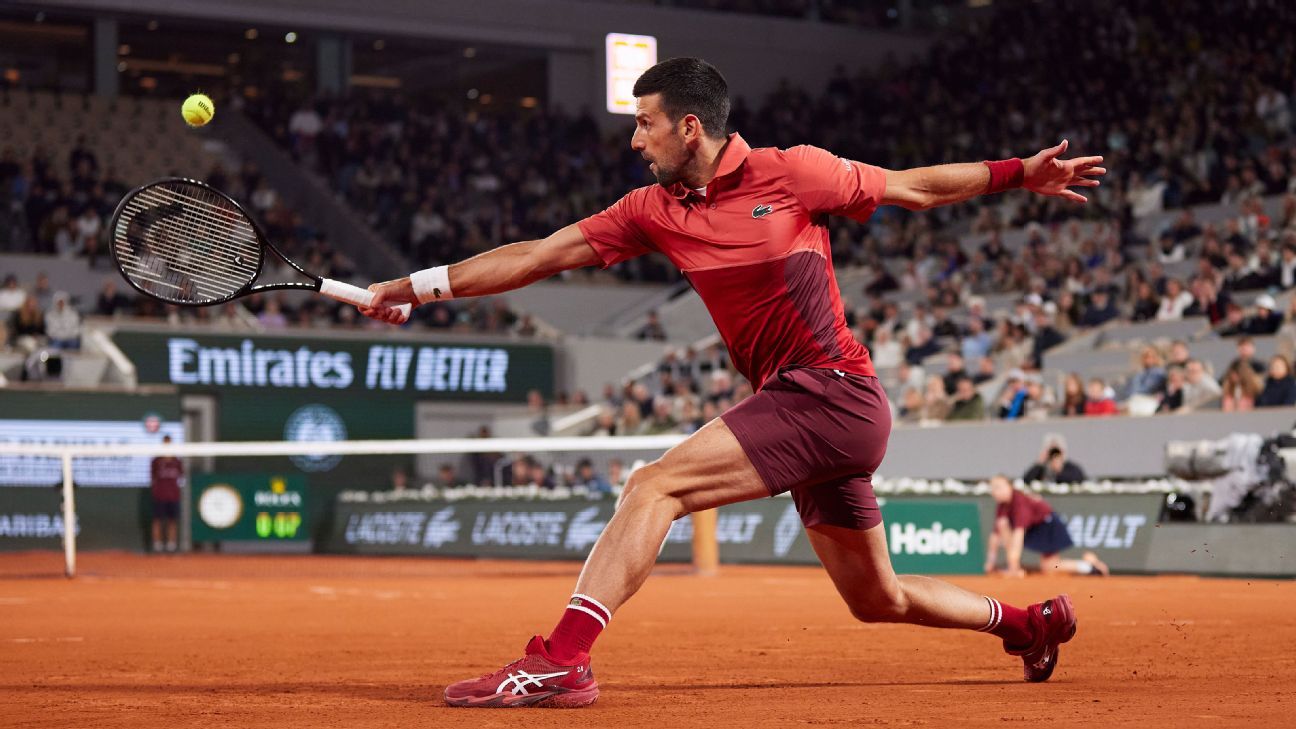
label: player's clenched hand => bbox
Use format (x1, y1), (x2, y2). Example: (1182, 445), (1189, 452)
(1022, 139), (1106, 204)
(359, 277), (418, 324)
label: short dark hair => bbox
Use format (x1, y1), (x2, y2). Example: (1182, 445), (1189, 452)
(632, 57), (730, 139)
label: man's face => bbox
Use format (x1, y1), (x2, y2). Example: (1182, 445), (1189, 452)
(632, 94), (692, 188)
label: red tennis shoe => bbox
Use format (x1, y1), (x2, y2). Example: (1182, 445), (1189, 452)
(1006, 594), (1077, 682)
(444, 635), (598, 708)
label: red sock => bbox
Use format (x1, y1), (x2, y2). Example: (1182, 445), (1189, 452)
(979, 597), (1034, 649)
(546, 594), (611, 662)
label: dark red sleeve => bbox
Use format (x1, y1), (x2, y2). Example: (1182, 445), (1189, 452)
(576, 187), (653, 268)
(995, 500), (1009, 521)
(783, 145), (887, 222)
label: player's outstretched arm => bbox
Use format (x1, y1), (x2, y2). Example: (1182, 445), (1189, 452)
(881, 139), (1105, 210)
(359, 224), (602, 323)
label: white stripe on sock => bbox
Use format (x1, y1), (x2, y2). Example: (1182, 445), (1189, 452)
(979, 597), (1001, 632)
(566, 603), (608, 629)
(571, 593), (612, 621)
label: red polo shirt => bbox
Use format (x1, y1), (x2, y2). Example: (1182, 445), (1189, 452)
(577, 133), (884, 389)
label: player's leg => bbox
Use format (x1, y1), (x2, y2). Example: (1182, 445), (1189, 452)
(444, 416), (769, 707)
(804, 511), (1077, 682)
(806, 522), (1014, 629)
(571, 416), (767, 611)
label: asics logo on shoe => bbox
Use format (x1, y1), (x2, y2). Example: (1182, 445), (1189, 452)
(496, 669), (570, 696)
(752, 204), (774, 219)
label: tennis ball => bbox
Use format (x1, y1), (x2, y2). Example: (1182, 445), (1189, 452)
(181, 93), (215, 127)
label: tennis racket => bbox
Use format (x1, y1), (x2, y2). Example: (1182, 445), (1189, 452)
(108, 177), (410, 322)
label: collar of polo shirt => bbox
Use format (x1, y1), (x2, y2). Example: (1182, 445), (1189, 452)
(668, 132), (752, 201)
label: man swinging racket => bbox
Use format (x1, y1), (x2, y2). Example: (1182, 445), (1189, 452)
(360, 58), (1106, 707)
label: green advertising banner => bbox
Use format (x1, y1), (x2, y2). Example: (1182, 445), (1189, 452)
(191, 473), (309, 543)
(0, 487), (149, 552)
(323, 496), (985, 574)
(112, 330), (554, 402)
(213, 391), (415, 488)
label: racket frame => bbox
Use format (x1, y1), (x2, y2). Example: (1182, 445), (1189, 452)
(109, 176), (328, 307)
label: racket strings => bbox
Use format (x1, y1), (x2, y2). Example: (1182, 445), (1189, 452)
(113, 181), (262, 304)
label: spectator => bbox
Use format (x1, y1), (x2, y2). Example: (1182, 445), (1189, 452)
(0, 275), (24, 314)
(527, 389), (551, 436)
(1023, 446), (1088, 484)
(905, 325), (941, 365)
(1129, 282), (1161, 322)
(618, 400), (644, 435)
(1181, 359), (1223, 411)
(1167, 340), (1192, 370)
(1242, 294), (1283, 335)
(1080, 288), (1121, 328)
(1220, 360), (1262, 412)
(256, 298), (289, 329)
(1083, 378), (1118, 416)
(1124, 347), (1166, 399)
(870, 327), (902, 369)
(1224, 336), (1266, 380)
(960, 317), (993, 362)
(1021, 378), (1055, 421)
(589, 408), (619, 436)
(94, 279), (130, 316)
(897, 386), (925, 424)
(636, 310), (668, 341)
(9, 293), (45, 351)
(1156, 279), (1194, 321)
(1060, 372), (1087, 416)
(435, 464), (458, 489)
(642, 398), (680, 435)
(941, 352), (967, 395)
(946, 376), (985, 421)
(1256, 355), (1296, 408)
(994, 372), (1029, 420)
(1158, 366), (1186, 413)
(391, 467), (411, 491)
(972, 356), (996, 385)
(44, 292), (80, 349)
(607, 458), (628, 491)
(572, 459), (613, 496)
(921, 375), (952, 423)
(1184, 277), (1230, 325)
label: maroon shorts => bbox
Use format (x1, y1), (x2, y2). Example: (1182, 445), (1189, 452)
(721, 367), (891, 530)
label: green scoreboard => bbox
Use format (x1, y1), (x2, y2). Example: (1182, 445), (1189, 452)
(192, 473), (308, 543)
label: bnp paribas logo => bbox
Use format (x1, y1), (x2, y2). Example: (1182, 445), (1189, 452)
(752, 203), (774, 219)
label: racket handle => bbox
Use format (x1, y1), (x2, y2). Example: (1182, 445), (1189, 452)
(319, 278), (412, 324)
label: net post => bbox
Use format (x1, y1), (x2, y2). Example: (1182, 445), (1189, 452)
(61, 452), (76, 579)
(690, 507), (719, 576)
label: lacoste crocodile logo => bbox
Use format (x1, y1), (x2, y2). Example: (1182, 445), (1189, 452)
(752, 204), (774, 219)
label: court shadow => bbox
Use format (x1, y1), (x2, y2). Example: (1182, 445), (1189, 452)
(612, 679), (1015, 691)
(0, 682), (423, 703)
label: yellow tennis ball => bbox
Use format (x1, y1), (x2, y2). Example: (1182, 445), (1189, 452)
(181, 94), (215, 127)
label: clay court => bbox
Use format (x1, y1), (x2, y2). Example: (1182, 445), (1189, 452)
(0, 553), (1291, 728)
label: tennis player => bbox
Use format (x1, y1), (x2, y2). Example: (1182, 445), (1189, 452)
(360, 58), (1106, 706)
(985, 475), (1110, 577)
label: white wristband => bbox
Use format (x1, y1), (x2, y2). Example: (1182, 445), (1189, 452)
(410, 266), (454, 304)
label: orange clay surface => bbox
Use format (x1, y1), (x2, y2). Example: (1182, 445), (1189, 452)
(1, 551), (1294, 728)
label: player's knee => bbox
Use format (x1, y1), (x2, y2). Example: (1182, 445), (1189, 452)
(848, 587), (909, 623)
(617, 466), (684, 518)
(1040, 554), (1060, 571)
